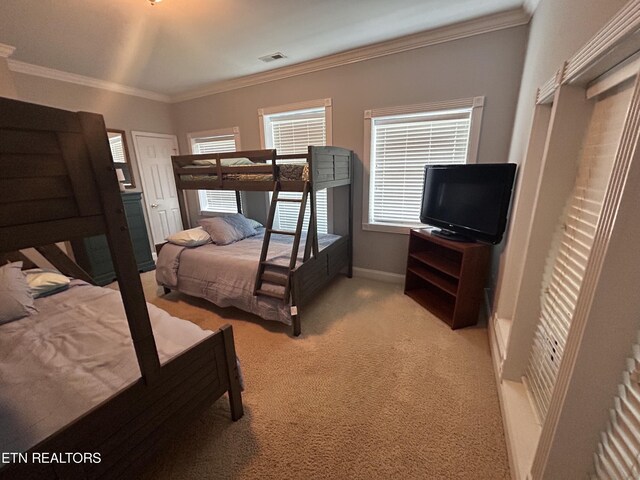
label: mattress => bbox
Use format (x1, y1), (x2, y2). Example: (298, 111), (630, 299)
(156, 229), (340, 325)
(179, 162), (309, 182)
(0, 281), (213, 457)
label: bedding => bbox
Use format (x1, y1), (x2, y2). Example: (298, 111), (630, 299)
(0, 281), (215, 456)
(0, 262), (35, 325)
(156, 229), (340, 325)
(179, 161), (309, 182)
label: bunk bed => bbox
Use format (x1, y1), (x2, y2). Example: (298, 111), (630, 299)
(0, 97), (244, 479)
(158, 146), (353, 336)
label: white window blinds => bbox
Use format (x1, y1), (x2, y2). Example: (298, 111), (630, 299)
(592, 333), (640, 479)
(190, 132), (239, 214)
(525, 83), (633, 421)
(192, 134), (236, 154)
(264, 107), (328, 234)
(109, 135), (126, 163)
(369, 110), (472, 228)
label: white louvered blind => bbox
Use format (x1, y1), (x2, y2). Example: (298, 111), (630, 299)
(592, 333), (640, 480)
(525, 83), (633, 421)
(191, 133), (239, 214)
(108, 134), (132, 186)
(264, 108), (328, 234)
(109, 135), (126, 163)
(369, 110), (471, 227)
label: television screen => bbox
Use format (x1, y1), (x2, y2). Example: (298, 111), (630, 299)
(420, 163), (517, 244)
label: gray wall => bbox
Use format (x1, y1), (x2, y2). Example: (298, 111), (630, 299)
(508, 0), (628, 166)
(13, 72), (176, 194)
(172, 26), (529, 275)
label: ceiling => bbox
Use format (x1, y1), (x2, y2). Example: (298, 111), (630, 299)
(0, 0), (525, 97)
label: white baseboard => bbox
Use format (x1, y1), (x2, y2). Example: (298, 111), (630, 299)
(489, 313), (540, 480)
(352, 267), (405, 285)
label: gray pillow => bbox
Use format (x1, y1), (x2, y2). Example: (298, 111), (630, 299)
(245, 217), (263, 229)
(199, 214), (257, 245)
(0, 262), (36, 325)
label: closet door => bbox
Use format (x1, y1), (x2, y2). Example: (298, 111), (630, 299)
(525, 81), (635, 421)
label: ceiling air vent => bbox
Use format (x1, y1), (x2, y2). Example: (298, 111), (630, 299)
(259, 52), (287, 63)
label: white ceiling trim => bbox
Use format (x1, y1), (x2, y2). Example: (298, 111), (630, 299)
(7, 59), (171, 103)
(171, 7), (530, 103)
(0, 43), (16, 58)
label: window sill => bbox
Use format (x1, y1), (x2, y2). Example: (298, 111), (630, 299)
(362, 222), (422, 235)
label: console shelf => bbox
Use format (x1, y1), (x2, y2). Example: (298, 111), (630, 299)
(405, 228), (491, 329)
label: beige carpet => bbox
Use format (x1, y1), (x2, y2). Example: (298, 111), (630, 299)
(134, 272), (509, 479)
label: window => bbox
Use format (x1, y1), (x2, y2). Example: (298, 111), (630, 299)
(362, 97), (484, 234)
(525, 83), (632, 422)
(107, 130), (134, 188)
(259, 99), (332, 234)
(187, 128), (241, 214)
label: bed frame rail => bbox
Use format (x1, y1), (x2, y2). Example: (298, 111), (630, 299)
(0, 325), (243, 480)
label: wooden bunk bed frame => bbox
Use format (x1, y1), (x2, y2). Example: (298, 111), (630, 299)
(169, 146), (354, 336)
(0, 97), (244, 479)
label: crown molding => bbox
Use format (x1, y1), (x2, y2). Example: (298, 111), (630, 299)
(0, 43), (16, 58)
(537, 0), (640, 104)
(8, 59), (170, 103)
(171, 7), (531, 103)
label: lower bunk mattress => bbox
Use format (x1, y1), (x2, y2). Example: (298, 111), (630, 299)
(0, 281), (215, 458)
(156, 229), (341, 325)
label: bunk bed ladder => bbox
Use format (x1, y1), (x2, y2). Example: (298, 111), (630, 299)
(254, 181), (310, 304)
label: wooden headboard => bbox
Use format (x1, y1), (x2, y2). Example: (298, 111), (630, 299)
(0, 96), (162, 384)
(0, 97), (120, 251)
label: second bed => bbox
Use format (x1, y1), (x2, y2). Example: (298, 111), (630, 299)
(156, 229), (341, 325)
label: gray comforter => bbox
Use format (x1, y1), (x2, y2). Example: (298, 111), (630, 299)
(156, 229), (339, 325)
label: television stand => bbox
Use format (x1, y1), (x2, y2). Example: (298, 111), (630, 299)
(405, 228), (491, 329)
(430, 227), (473, 243)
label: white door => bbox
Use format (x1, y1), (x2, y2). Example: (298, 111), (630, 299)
(132, 132), (183, 245)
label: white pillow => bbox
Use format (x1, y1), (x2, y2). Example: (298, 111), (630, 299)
(25, 268), (71, 298)
(0, 262), (36, 325)
(166, 227), (212, 247)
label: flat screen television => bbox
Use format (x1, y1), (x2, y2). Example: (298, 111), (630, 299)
(420, 163), (517, 244)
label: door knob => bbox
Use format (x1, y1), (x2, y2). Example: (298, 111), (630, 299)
(150, 203), (159, 208)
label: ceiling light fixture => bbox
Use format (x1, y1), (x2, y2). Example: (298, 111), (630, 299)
(149, 0), (162, 5)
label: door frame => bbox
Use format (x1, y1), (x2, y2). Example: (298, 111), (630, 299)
(131, 131), (180, 256)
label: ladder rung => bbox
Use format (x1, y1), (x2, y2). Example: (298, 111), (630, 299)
(277, 198), (303, 203)
(269, 229), (296, 236)
(261, 261), (289, 269)
(262, 272), (288, 286)
(255, 289), (285, 300)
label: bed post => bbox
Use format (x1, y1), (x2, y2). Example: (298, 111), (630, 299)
(348, 151), (354, 278)
(220, 324), (244, 420)
(79, 111), (162, 385)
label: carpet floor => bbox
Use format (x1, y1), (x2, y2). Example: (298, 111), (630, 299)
(134, 272), (509, 479)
